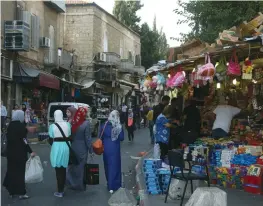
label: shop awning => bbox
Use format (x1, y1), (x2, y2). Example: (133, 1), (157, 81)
(119, 80), (139, 89)
(82, 80), (95, 90)
(14, 63), (60, 90)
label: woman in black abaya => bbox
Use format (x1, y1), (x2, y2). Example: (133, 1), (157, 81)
(3, 110), (36, 199)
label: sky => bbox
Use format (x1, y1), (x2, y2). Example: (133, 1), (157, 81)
(93, 0), (191, 47)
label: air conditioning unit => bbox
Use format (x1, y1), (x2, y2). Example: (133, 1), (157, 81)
(99, 52), (106, 62)
(40, 37), (50, 48)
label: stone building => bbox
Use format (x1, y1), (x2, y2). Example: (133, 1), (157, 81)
(65, 1), (144, 107)
(1, 0), (79, 115)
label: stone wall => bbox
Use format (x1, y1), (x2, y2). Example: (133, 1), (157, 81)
(64, 4), (141, 82)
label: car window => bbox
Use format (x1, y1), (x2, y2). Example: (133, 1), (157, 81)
(49, 105), (72, 118)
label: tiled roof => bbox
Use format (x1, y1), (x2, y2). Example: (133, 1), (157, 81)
(66, 0), (89, 5)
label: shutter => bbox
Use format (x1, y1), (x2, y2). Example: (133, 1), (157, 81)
(31, 15), (40, 49)
(35, 16), (40, 48)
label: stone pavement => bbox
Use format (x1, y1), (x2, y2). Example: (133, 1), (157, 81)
(1, 128), (153, 206)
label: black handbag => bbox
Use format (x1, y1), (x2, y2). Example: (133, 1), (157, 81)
(84, 160), (99, 185)
(54, 123), (79, 165)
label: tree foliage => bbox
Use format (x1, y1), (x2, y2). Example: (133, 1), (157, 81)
(113, 1), (168, 70)
(175, 1), (263, 43)
(113, 0), (143, 33)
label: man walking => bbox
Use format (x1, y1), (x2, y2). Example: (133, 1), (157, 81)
(1, 101), (7, 131)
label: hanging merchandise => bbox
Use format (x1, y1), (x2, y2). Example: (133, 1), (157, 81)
(198, 53), (215, 78)
(242, 57), (253, 80)
(156, 73), (166, 91)
(150, 75), (158, 89)
(216, 56), (227, 74)
(166, 66), (185, 89)
(227, 50), (241, 76)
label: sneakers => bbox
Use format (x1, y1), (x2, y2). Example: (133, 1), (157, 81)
(109, 190), (114, 194)
(19, 194), (30, 200)
(54, 192), (64, 198)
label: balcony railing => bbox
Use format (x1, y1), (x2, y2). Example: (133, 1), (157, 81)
(95, 52), (121, 66)
(95, 68), (116, 82)
(59, 50), (76, 70)
(43, 49), (57, 66)
(119, 59), (145, 75)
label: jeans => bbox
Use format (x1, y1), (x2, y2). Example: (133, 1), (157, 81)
(212, 128), (228, 139)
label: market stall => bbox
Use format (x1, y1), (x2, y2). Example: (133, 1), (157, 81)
(139, 13), (263, 199)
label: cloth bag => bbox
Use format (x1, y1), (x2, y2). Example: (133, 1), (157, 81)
(92, 121), (108, 155)
(198, 54), (215, 77)
(25, 156), (44, 184)
(227, 50), (241, 76)
(216, 56), (227, 74)
(84, 157), (99, 185)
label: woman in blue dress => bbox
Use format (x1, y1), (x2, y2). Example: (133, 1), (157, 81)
(101, 110), (124, 193)
(49, 110), (71, 198)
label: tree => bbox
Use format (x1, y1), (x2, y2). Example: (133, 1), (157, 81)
(175, 1), (263, 43)
(141, 20), (169, 69)
(113, 0), (143, 33)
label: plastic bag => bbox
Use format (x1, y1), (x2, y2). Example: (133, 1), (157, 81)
(168, 179), (204, 200)
(153, 143), (160, 159)
(25, 156), (44, 184)
(185, 187), (227, 206)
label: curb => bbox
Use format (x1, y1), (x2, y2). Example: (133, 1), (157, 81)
(135, 148), (153, 206)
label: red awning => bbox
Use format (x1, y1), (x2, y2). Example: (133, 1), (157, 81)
(39, 73), (60, 90)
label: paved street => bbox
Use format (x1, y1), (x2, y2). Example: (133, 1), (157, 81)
(1, 128), (153, 206)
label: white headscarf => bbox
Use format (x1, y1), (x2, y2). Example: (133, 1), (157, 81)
(12, 110), (25, 123)
(54, 110), (64, 122)
(108, 110), (122, 141)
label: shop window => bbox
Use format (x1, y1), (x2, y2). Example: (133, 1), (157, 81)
(31, 14), (40, 49)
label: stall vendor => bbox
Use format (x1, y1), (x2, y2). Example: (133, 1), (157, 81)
(212, 99), (241, 139)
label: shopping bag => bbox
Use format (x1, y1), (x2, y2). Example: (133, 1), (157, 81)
(84, 157), (99, 185)
(25, 156), (44, 184)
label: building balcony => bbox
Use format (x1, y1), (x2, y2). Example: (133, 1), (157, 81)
(44, 1), (66, 13)
(119, 59), (145, 75)
(95, 52), (121, 66)
(95, 68), (117, 82)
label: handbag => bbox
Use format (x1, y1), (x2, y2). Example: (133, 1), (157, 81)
(227, 50), (241, 76)
(84, 157), (99, 185)
(92, 121), (108, 155)
(216, 56), (227, 74)
(198, 54), (215, 77)
(54, 123), (79, 165)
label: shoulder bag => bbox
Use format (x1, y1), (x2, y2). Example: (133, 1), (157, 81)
(55, 123), (79, 165)
(92, 121), (108, 155)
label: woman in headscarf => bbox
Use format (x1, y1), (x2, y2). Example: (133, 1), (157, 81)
(101, 110), (124, 193)
(66, 106), (77, 124)
(125, 108), (136, 142)
(66, 107), (93, 191)
(49, 110), (71, 198)
(3, 110), (36, 199)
